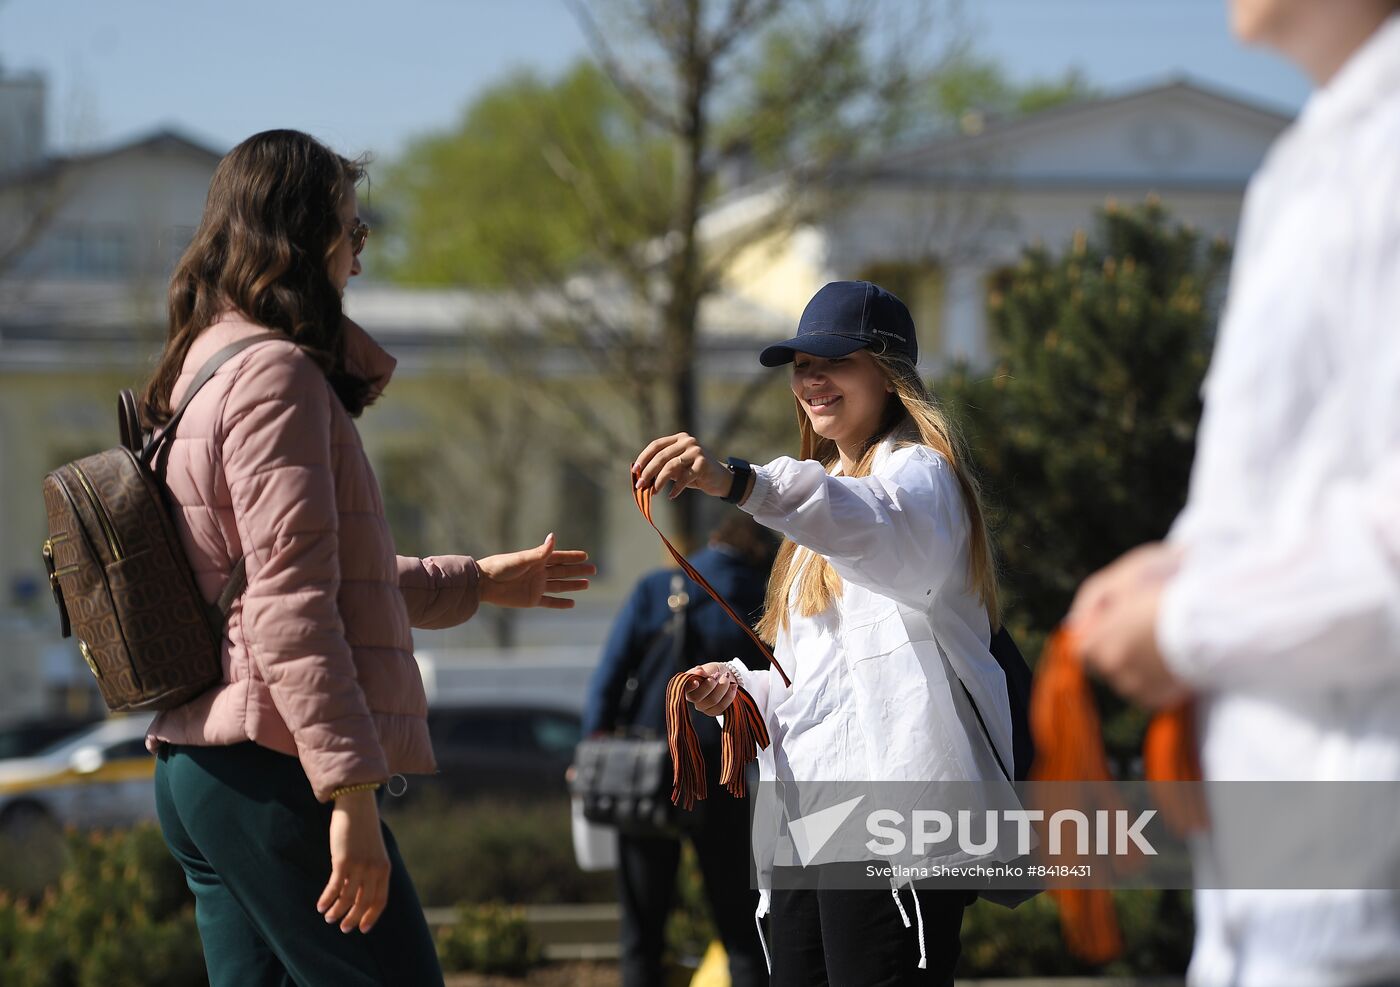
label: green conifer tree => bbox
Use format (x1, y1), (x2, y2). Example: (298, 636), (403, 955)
(940, 198), (1230, 755)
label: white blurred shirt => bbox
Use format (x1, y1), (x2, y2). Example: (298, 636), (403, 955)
(1157, 15), (1400, 987)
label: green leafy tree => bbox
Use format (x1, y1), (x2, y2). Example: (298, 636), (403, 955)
(938, 199), (1229, 689)
(384, 62), (671, 287)
(383, 0), (931, 544)
(919, 48), (1094, 130)
(1014, 68), (1095, 116)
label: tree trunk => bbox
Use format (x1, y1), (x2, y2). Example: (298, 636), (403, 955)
(489, 396), (527, 650)
(665, 13), (710, 549)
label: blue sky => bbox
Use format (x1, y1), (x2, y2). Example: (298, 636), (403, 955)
(0, 0), (1310, 162)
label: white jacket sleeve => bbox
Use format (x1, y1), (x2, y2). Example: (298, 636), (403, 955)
(1159, 450), (1400, 691)
(740, 445), (968, 611)
(724, 659), (773, 722)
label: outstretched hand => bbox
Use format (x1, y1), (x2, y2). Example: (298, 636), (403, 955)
(477, 534), (596, 610)
(634, 433), (732, 500)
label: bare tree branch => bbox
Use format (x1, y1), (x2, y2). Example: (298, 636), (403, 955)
(543, 0), (942, 541)
(707, 0), (787, 60)
(0, 169), (68, 277)
(539, 141), (655, 294)
(565, 0), (686, 133)
(712, 365), (783, 446)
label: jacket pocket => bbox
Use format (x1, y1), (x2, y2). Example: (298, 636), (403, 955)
(843, 609), (909, 663)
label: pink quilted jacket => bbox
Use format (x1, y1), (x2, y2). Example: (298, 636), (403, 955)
(147, 312), (480, 801)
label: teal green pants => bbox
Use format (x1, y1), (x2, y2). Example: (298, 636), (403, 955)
(154, 741), (444, 987)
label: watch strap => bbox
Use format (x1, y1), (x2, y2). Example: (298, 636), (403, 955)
(723, 457), (752, 504)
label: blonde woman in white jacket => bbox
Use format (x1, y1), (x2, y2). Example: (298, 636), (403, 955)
(634, 280), (1013, 987)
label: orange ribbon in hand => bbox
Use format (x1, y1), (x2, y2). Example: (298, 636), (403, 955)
(1029, 627), (1205, 964)
(631, 468), (790, 809)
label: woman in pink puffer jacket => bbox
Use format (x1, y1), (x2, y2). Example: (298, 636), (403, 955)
(140, 129), (595, 987)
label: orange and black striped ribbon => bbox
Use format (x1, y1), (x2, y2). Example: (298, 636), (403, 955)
(664, 670), (771, 807)
(632, 467), (789, 807)
(631, 467), (790, 687)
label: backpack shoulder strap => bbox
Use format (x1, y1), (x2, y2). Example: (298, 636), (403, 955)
(142, 331), (281, 622)
(213, 557), (248, 622)
(949, 626), (1035, 783)
(139, 332), (284, 465)
(616, 573), (690, 729)
(118, 390), (143, 453)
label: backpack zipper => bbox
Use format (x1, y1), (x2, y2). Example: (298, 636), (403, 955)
(68, 464), (124, 561)
(41, 538), (79, 575)
(42, 537), (74, 639)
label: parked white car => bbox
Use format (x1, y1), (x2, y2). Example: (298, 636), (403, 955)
(0, 715), (156, 836)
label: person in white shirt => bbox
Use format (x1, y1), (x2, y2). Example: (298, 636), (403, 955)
(634, 280), (1015, 986)
(1069, 3), (1400, 985)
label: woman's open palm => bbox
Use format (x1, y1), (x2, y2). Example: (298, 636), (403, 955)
(477, 533), (596, 609)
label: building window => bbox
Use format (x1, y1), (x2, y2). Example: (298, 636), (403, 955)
(81, 226), (131, 277)
(48, 227), (82, 276)
(855, 261), (945, 359)
(41, 224), (134, 279)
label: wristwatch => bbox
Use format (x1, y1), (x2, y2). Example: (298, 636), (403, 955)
(723, 457), (752, 504)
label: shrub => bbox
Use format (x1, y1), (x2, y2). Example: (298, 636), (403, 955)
(957, 888), (1193, 978)
(937, 198), (1231, 768)
(0, 811), (69, 902)
(941, 198), (1228, 639)
(436, 902), (544, 976)
(384, 794), (614, 906)
(664, 841), (717, 965)
(0, 804), (1195, 980)
(0, 826), (205, 987)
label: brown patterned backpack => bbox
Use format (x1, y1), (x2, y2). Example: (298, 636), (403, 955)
(40, 333), (279, 712)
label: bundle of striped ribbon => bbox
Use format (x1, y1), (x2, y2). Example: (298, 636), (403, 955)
(630, 469), (790, 811)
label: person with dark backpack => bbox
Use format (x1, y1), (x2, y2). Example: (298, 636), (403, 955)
(65, 129), (597, 987)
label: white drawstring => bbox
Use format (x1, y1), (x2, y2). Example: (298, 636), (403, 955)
(755, 892), (772, 975)
(910, 884), (928, 970)
(890, 883), (928, 970)
(890, 885), (911, 927)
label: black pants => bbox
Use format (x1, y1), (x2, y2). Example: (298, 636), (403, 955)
(155, 742), (443, 987)
(768, 866), (969, 987)
(616, 785), (769, 987)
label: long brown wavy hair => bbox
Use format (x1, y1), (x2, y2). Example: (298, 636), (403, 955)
(754, 351), (1000, 644)
(141, 129), (370, 425)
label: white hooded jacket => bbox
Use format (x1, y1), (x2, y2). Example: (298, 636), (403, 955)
(726, 433), (1020, 954)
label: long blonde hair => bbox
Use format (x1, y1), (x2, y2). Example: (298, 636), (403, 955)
(754, 351), (999, 643)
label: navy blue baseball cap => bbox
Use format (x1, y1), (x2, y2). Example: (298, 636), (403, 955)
(759, 280), (918, 368)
